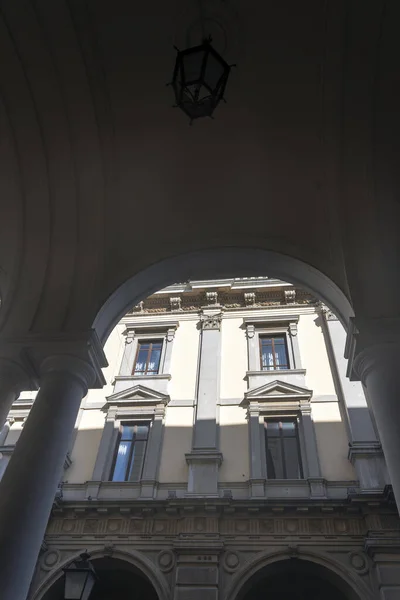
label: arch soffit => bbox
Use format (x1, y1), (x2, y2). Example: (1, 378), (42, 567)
(93, 247), (353, 346)
(31, 548), (170, 600)
(224, 548), (374, 600)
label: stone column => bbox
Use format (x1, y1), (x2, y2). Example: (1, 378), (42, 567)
(322, 310), (389, 492)
(353, 343), (400, 507)
(186, 310), (223, 496)
(0, 355), (96, 600)
(0, 359), (31, 431)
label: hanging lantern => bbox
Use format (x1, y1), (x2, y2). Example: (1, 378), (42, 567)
(63, 552), (97, 600)
(171, 37), (233, 123)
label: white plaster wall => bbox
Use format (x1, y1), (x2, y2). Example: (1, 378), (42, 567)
(220, 317), (247, 399)
(169, 320), (199, 400)
(85, 323), (126, 404)
(297, 314), (336, 395)
(67, 409), (106, 483)
(158, 407), (193, 482)
(312, 401), (356, 481)
(219, 406), (249, 482)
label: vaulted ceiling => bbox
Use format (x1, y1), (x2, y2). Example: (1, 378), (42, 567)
(0, 0), (398, 340)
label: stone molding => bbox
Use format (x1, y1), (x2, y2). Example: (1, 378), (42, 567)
(185, 451), (223, 466)
(46, 507), (369, 538)
(348, 441), (383, 461)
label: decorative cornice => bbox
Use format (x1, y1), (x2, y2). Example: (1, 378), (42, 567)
(123, 320), (179, 331)
(126, 286), (316, 316)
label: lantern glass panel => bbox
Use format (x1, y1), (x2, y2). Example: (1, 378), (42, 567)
(81, 574), (96, 600)
(182, 49), (205, 83)
(204, 52), (226, 90)
(65, 571), (89, 599)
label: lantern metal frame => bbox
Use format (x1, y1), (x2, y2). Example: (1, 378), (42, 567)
(63, 552), (97, 600)
(170, 37), (234, 123)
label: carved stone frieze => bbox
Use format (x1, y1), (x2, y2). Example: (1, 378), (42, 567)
(127, 286), (315, 315)
(47, 512), (367, 539)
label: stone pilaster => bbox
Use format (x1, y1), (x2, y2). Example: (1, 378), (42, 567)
(186, 310), (223, 496)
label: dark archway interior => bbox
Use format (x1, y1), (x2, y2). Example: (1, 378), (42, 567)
(239, 559), (358, 600)
(41, 557), (159, 600)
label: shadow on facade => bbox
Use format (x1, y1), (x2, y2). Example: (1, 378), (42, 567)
(63, 417), (356, 491)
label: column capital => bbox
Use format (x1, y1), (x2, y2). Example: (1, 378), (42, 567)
(345, 316), (400, 381)
(0, 329), (107, 388)
(200, 311), (222, 331)
(0, 358), (33, 393)
(40, 355), (97, 395)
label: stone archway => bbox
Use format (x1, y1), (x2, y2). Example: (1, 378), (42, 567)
(93, 247), (353, 345)
(34, 554), (167, 600)
(229, 555), (367, 600)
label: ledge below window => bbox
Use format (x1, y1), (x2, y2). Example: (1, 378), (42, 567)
(246, 369), (306, 389)
(113, 374), (171, 394)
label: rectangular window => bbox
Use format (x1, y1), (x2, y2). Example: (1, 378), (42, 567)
(110, 422), (150, 482)
(133, 340), (163, 375)
(259, 336), (289, 370)
(264, 419), (303, 479)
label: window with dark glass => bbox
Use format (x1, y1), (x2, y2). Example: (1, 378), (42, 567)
(133, 340), (163, 375)
(259, 336), (289, 370)
(264, 419), (303, 479)
(110, 423), (150, 482)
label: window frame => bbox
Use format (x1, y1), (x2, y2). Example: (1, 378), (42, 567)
(242, 379), (323, 497)
(264, 417), (304, 479)
(132, 339), (164, 376)
(110, 420), (151, 482)
(118, 321), (179, 379)
(244, 316), (302, 373)
(91, 384), (169, 500)
(259, 335), (290, 371)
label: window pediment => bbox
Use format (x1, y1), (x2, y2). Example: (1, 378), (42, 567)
(242, 380), (312, 407)
(104, 384), (169, 411)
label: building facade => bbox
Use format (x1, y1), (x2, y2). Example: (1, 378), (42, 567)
(1, 278), (399, 599)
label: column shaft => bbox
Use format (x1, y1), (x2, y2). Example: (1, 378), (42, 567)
(0, 357), (93, 600)
(323, 312), (388, 492)
(356, 347), (400, 507)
